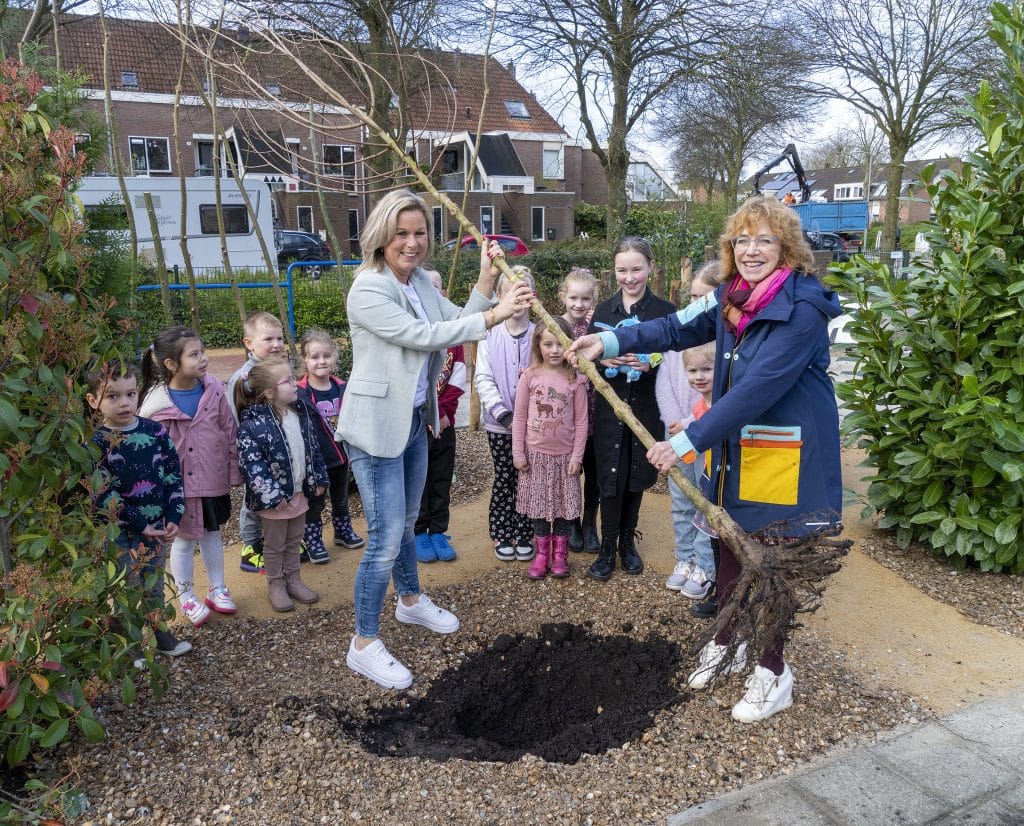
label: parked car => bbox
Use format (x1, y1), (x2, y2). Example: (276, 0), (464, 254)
(805, 231), (852, 263)
(443, 234), (530, 256)
(276, 230), (333, 278)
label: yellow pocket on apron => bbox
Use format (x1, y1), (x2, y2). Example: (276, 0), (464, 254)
(738, 425), (802, 506)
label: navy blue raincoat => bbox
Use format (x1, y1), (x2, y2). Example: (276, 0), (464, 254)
(602, 272), (843, 536)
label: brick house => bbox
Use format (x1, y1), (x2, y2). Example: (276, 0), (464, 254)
(18, 13), (583, 258)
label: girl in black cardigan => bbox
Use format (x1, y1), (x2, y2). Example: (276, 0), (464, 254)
(587, 237), (675, 581)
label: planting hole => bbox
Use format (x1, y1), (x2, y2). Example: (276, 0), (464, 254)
(353, 623), (682, 764)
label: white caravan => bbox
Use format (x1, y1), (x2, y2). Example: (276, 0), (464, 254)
(76, 176), (277, 271)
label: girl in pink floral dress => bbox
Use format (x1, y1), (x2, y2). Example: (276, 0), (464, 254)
(512, 316), (589, 580)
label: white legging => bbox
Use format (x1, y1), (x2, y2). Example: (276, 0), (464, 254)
(169, 531), (226, 603)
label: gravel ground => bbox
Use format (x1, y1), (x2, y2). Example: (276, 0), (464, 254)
(51, 569), (924, 826)
(858, 536), (1024, 639)
(42, 353), (1017, 823)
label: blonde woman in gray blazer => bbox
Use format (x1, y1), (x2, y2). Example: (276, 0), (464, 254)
(337, 189), (532, 689)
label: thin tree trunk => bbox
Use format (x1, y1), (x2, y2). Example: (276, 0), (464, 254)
(171, 0), (200, 330)
(143, 192), (172, 321)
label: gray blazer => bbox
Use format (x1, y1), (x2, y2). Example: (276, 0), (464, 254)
(336, 265), (494, 458)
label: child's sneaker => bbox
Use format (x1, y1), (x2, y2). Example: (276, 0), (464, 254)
(415, 533), (437, 563)
(514, 542), (535, 562)
(430, 533), (457, 562)
(494, 544), (515, 562)
(681, 566), (713, 600)
(205, 585), (237, 614)
(154, 629), (192, 657)
(240, 542), (264, 573)
(665, 560), (692, 591)
(180, 596), (211, 627)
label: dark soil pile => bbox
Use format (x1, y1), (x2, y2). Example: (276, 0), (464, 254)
(328, 622), (681, 763)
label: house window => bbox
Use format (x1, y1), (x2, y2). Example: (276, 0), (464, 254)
(432, 206), (443, 242)
(348, 209), (360, 255)
(266, 82), (281, 96)
(72, 132), (90, 156)
(323, 144), (356, 187)
(480, 206), (494, 235)
(502, 184), (525, 193)
(531, 206), (544, 241)
(120, 71), (138, 88)
(834, 183), (864, 200)
(195, 140), (215, 176)
(542, 143), (564, 179)
(129, 137), (171, 174)
(297, 206), (314, 233)
(504, 100), (530, 118)
(198, 204), (250, 235)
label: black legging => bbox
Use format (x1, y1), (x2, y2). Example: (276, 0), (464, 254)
(598, 433), (644, 540)
(533, 518), (572, 537)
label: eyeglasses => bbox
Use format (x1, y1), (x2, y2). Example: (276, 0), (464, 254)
(277, 376), (296, 386)
(731, 235), (780, 251)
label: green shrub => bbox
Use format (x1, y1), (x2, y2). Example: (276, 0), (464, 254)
(1, 61), (167, 818)
(828, 2), (1024, 572)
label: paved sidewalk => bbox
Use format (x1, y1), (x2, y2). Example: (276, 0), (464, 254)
(667, 688), (1024, 825)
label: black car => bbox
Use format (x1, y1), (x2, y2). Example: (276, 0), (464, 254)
(805, 231), (852, 263)
(276, 230), (333, 278)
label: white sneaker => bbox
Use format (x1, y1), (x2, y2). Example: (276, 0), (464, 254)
(395, 593), (460, 634)
(514, 544), (535, 561)
(687, 640), (748, 690)
(180, 596), (211, 627)
(495, 544), (516, 562)
(681, 567), (713, 600)
(665, 560), (692, 591)
(731, 664), (794, 723)
(205, 585), (237, 614)
(346, 637), (413, 689)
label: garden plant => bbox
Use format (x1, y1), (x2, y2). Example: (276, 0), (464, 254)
(829, 0), (1024, 574)
(1, 61), (167, 821)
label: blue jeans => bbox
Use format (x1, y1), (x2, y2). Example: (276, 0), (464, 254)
(667, 427), (715, 575)
(346, 408), (429, 638)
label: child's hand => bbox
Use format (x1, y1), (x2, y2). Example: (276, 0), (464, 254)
(141, 524), (164, 540)
(314, 485), (326, 497)
(513, 458), (529, 472)
(668, 421), (683, 436)
(163, 522), (179, 541)
(568, 461), (581, 475)
(439, 414), (451, 432)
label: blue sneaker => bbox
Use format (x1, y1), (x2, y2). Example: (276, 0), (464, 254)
(415, 533), (437, 563)
(430, 533), (457, 562)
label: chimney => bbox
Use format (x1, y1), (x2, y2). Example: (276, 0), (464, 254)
(507, 60), (516, 78)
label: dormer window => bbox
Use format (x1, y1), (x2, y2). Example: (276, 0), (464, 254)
(120, 71), (138, 88)
(504, 100), (530, 118)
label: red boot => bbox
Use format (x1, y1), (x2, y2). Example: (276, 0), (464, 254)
(550, 534), (570, 578)
(528, 534), (552, 579)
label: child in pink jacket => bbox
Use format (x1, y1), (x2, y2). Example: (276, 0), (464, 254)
(139, 326), (243, 627)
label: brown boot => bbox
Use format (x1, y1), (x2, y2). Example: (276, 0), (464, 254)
(283, 549), (320, 604)
(264, 547), (294, 612)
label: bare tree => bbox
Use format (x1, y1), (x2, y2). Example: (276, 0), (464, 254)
(796, 0), (993, 248)
(663, 28), (813, 204)
(241, 0), (443, 193)
(495, 0), (742, 240)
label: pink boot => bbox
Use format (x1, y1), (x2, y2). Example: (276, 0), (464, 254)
(528, 535), (552, 579)
(550, 534), (570, 578)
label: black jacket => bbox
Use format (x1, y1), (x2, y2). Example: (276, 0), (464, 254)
(589, 286), (676, 496)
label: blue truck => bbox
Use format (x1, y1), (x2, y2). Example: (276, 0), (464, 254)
(792, 201), (868, 234)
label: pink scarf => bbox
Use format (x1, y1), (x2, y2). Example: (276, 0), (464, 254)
(723, 267), (793, 336)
